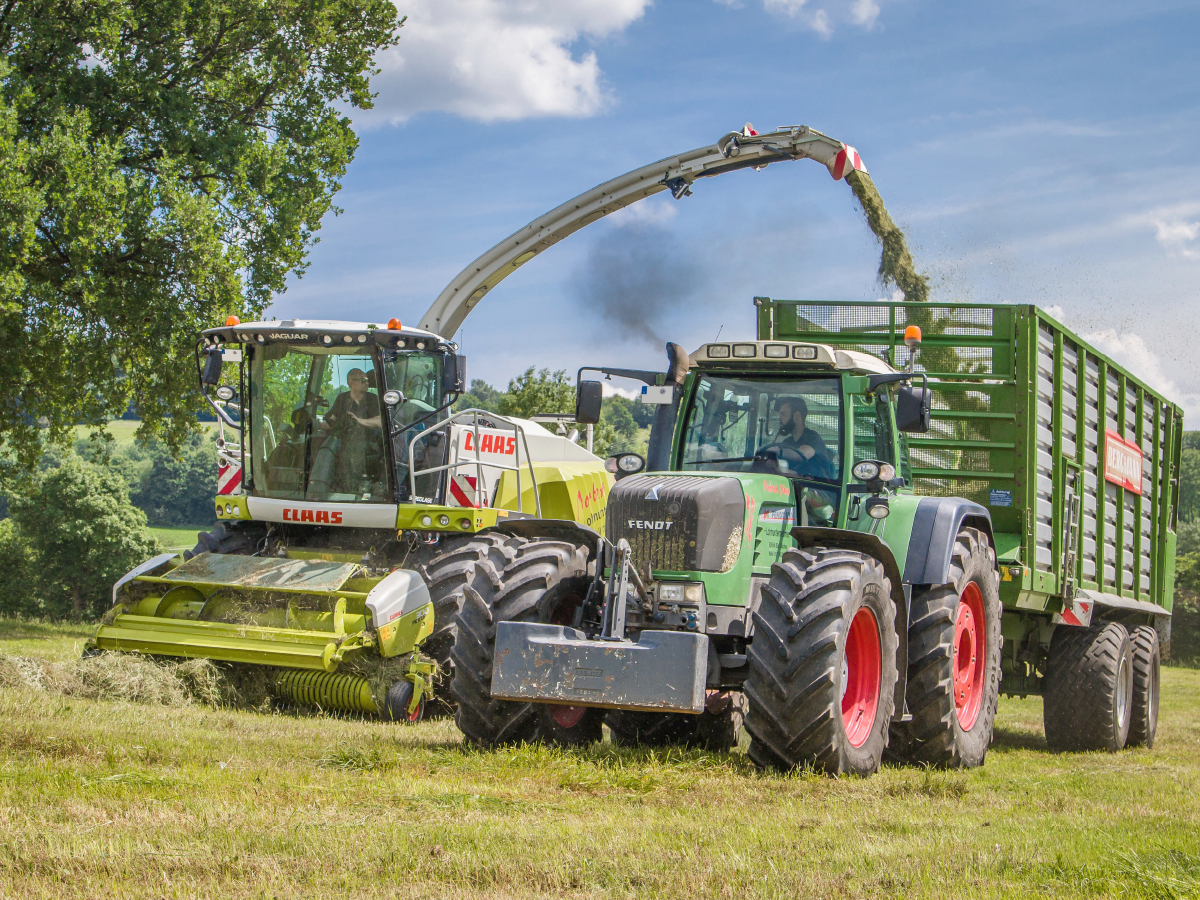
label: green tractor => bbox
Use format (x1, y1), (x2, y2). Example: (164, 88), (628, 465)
(89, 317), (612, 721)
(476, 298), (1178, 773)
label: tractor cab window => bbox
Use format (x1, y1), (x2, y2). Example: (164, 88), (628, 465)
(380, 350), (445, 500)
(850, 391), (897, 474)
(680, 375), (843, 524)
(249, 345), (389, 503)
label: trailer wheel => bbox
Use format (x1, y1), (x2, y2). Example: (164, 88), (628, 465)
(420, 533), (521, 682)
(183, 521), (262, 560)
(1043, 621), (1133, 752)
(450, 538), (593, 748)
(1127, 625), (1160, 749)
(743, 547), (897, 776)
(890, 527), (1001, 768)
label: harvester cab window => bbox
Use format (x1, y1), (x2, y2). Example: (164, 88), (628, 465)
(249, 346), (390, 503)
(380, 350), (446, 501)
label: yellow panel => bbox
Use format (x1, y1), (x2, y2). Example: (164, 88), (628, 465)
(493, 463), (613, 531)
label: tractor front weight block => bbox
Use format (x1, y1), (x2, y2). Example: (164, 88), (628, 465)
(490, 623), (708, 714)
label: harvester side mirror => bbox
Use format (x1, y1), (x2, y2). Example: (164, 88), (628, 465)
(576, 380), (603, 425)
(201, 348), (223, 386)
(443, 354), (467, 394)
(896, 384), (931, 433)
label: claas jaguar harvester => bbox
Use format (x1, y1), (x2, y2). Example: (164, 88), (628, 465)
(419, 125), (1180, 774)
(90, 318), (612, 720)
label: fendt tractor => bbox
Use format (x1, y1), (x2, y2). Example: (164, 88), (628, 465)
(478, 301), (1180, 774)
(90, 318), (611, 721)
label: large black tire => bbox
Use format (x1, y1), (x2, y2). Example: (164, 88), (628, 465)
(450, 538), (597, 748)
(420, 533), (522, 677)
(1128, 625), (1160, 749)
(889, 527), (1001, 768)
(607, 692), (747, 753)
(1043, 621), (1133, 751)
(184, 521), (262, 559)
(744, 547), (897, 776)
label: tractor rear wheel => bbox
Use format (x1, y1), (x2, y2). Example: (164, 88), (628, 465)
(1043, 621), (1134, 751)
(744, 547), (897, 776)
(1127, 625), (1160, 748)
(889, 527), (1001, 768)
(450, 537), (598, 748)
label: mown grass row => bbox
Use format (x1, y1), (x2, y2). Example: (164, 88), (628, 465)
(0, 629), (1197, 898)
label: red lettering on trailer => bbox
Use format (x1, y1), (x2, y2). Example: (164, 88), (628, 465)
(1104, 430), (1144, 495)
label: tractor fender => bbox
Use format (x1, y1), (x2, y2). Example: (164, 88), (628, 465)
(486, 518), (604, 560)
(901, 497), (995, 587)
(790, 526), (909, 718)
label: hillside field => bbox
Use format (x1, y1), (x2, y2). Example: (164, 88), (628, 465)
(0, 623), (1197, 899)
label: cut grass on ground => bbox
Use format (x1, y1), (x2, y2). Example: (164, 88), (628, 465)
(0, 626), (1198, 899)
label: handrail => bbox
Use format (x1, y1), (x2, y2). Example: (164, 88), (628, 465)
(407, 409), (542, 517)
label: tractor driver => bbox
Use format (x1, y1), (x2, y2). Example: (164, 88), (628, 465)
(780, 398), (834, 479)
(323, 368), (382, 492)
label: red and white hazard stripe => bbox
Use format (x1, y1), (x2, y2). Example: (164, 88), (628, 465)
(217, 458), (242, 495)
(828, 143), (868, 181)
(448, 474), (486, 509)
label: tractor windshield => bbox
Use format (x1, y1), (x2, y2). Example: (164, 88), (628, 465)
(680, 375), (843, 523)
(249, 345), (391, 503)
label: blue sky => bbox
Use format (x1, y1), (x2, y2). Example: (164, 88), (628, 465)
(271, 0), (1200, 419)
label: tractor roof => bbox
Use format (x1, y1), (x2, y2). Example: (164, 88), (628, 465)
(688, 340), (896, 376)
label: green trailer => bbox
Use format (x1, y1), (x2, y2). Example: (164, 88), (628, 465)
(463, 298), (1177, 774)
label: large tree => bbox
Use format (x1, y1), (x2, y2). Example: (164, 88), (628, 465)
(0, 0), (400, 467)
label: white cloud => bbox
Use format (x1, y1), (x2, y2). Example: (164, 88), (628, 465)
(369, 0), (650, 124)
(1080, 329), (1200, 420)
(1152, 217), (1200, 259)
(761, 0), (888, 36)
(608, 196), (679, 228)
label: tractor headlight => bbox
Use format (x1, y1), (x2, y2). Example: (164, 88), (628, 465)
(792, 346), (818, 360)
(764, 344), (789, 358)
(215, 386), (235, 401)
(866, 497), (891, 519)
(383, 390), (402, 406)
(853, 460), (881, 481)
(732, 344), (756, 358)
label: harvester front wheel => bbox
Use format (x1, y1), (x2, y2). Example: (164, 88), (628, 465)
(1043, 621), (1133, 752)
(1127, 625), (1160, 749)
(383, 679), (425, 724)
(744, 547), (897, 776)
(450, 537), (596, 748)
(890, 526), (1001, 768)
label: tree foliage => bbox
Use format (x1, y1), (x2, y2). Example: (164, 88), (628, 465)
(5, 455), (159, 619)
(1179, 441), (1200, 524)
(0, 0), (401, 468)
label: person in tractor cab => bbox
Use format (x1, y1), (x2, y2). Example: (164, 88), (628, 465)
(322, 368), (383, 494)
(780, 398), (833, 478)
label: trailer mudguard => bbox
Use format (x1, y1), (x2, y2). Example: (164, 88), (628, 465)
(1076, 588), (1172, 644)
(792, 526), (909, 717)
(902, 497), (994, 587)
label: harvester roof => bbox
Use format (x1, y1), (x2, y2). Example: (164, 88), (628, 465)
(201, 319), (450, 349)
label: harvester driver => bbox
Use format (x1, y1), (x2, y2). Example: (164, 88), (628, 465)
(323, 368), (382, 492)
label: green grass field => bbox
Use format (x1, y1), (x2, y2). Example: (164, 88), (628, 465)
(72, 419), (221, 452)
(146, 525), (210, 551)
(1, 626), (1197, 899)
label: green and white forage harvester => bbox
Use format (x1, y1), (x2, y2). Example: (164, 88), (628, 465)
(422, 125), (1182, 773)
(89, 315), (613, 721)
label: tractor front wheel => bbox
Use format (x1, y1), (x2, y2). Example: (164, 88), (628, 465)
(744, 547), (897, 776)
(450, 537), (597, 748)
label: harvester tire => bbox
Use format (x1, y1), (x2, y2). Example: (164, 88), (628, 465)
(421, 533), (522, 676)
(184, 522), (261, 560)
(450, 537), (593, 748)
(383, 679), (425, 724)
(1043, 621), (1133, 752)
(889, 527), (1001, 768)
(743, 547), (897, 776)
(1127, 625), (1160, 749)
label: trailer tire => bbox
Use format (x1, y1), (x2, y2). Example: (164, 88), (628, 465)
(450, 538), (592, 748)
(420, 533), (522, 680)
(1127, 625), (1160, 749)
(743, 547), (897, 776)
(890, 527), (1001, 768)
(1043, 621), (1133, 752)
(184, 521), (262, 560)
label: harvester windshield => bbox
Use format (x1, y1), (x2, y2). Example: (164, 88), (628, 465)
(248, 344), (444, 503)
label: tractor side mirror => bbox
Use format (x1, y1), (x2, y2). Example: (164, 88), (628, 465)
(201, 348), (223, 386)
(576, 380), (603, 425)
(896, 384), (931, 433)
(443, 354), (467, 394)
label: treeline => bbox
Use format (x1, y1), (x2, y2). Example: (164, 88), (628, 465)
(1170, 433), (1200, 663)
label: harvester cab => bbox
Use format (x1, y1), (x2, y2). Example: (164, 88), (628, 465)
(90, 317), (613, 720)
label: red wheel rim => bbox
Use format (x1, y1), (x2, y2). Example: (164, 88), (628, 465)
(551, 705), (587, 729)
(842, 607), (882, 748)
(953, 581), (986, 731)
(407, 698), (423, 724)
